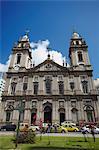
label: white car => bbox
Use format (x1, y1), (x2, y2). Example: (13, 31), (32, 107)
(93, 126), (99, 134)
(81, 126), (90, 133)
(28, 125), (40, 132)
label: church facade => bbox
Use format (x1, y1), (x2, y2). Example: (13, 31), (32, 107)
(1, 32), (99, 125)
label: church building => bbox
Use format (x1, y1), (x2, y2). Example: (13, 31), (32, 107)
(1, 32), (99, 125)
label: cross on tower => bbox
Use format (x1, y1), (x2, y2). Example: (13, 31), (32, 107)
(25, 29), (30, 36)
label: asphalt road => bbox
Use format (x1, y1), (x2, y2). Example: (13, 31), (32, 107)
(0, 131), (99, 138)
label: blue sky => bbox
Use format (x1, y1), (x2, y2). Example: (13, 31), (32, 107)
(0, 0), (99, 79)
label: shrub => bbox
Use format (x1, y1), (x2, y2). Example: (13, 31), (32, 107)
(15, 130), (36, 144)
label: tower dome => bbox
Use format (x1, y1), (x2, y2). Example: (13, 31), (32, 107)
(72, 32), (80, 39)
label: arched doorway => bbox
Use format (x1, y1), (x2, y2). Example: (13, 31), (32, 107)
(58, 108), (65, 125)
(31, 108), (37, 125)
(44, 106), (52, 123)
(84, 105), (94, 122)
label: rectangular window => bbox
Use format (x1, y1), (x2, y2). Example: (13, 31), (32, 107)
(17, 54), (21, 64)
(70, 82), (75, 91)
(71, 101), (76, 107)
(23, 83), (27, 91)
(59, 101), (64, 108)
(58, 75), (63, 81)
(6, 111), (11, 122)
(59, 81), (64, 94)
(45, 79), (51, 94)
(32, 101), (37, 108)
(33, 82), (38, 94)
(82, 81), (88, 93)
(24, 76), (28, 83)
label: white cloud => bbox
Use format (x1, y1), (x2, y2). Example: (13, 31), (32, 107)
(0, 55), (11, 72)
(0, 39), (68, 73)
(30, 39), (68, 66)
(94, 78), (99, 88)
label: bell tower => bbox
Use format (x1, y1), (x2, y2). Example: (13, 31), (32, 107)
(69, 32), (91, 70)
(8, 33), (32, 72)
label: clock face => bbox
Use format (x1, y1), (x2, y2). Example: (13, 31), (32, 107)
(14, 64), (20, 71)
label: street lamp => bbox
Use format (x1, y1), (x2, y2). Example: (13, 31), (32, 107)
(15, 97), (24, 148)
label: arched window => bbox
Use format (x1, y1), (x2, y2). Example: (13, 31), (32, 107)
(76, 41), (79, 45)
(84, 105), (94, 122)
(78, 51), (83, 62)
(11, 82), (17, 95)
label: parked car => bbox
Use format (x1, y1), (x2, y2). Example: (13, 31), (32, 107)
(80, 125), (99, 134)
(63, 124), (79, 132)
(44, 124), (68, 133)
(80, 126), (90, 133)
(93, 126), (99, 134)
(19, 123), (29, 132)
(61, 121), (76, 126)
(50, 124), (68, 133)
(0, 124), (16, 131)
(28, 125), (40, 132)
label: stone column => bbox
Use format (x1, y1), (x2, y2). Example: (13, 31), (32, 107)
(24, 109), (31, 124)
(65, 100), (68, 121)
(97, 96), (99, 121)
(55, 100), (59, 124)
(36, 100), (43, 125)
(12, 110), (19, 124)
(52, 100), (57, 123)
(52, 77), (58, 95)
(4, 78), (10, 93)
(93, 100), (99, 122)
(64, 77), (70, 94)
(77, 101), (81, 121)
(39, 77), (44, 95)
(23, 100), (31, 124)
(80, 100), (84, 121)
(68, 101), (72, 120)
(74, 77), (82, 94)
(16, 77), (23, 95)
(1, 102), (6, 123)
(27, 77), (33, 95)
(88, 76), (93, 91)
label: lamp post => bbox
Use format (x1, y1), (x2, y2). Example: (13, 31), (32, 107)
(15, 97), (24, 148)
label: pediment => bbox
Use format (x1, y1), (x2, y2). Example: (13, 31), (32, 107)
(32, 59), (67, 72)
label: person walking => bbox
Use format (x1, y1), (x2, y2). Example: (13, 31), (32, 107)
(90, 125), (95, 142)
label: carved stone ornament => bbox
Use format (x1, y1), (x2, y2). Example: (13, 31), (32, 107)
(5, 105), (14, 111)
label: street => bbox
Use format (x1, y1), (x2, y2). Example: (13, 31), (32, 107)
(0, 131), (99, 138)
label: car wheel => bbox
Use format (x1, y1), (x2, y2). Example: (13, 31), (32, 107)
(2, 128), (6, 131)
(74, 129), (77, 132)
(61, 130), (66, 133)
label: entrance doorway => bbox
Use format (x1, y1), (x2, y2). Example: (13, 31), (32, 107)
(44, 106), (52, 123)
(31, 112), (36, 125)
(87, 111), (93, 122)
(84, 105), (94, 122)
(60, 113), (65, 125)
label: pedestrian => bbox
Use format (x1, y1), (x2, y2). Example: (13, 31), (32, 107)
(82, 130), (87, 142)
(47, 123), (51, 133)
(90, 125), (95, 142)
(54, 123), (57, 133)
